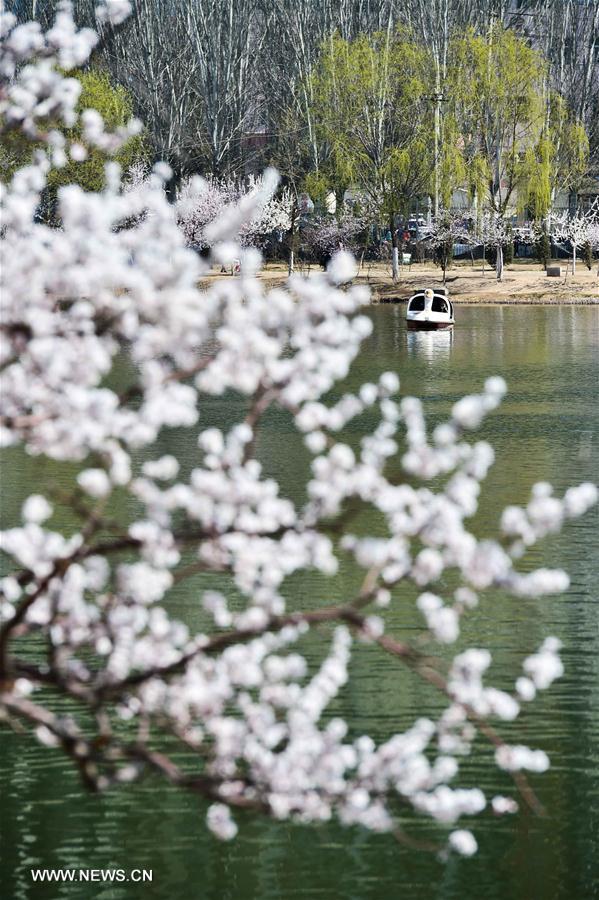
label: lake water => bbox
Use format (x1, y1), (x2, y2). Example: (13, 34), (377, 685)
(1, 305), (598, 900)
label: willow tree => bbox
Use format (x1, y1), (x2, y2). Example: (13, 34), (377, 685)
(521, 95), (589, 225)
(447, 26), (546, 216)
(308, 29), (437, 280)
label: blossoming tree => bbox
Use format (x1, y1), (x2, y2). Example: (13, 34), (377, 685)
(419, 212), (473, 284)
(553, 200), (599, 275)
(475, 213), (515, 283)
(1, 4), (597, 855)
(301, 213), (366, 266)
(585, 220), (599, 276)
(176, 173), (293, 250)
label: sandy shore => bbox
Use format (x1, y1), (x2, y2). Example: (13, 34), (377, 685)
(201, 259), (599, 304)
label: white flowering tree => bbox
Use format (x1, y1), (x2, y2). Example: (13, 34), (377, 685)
(176, 173), (293, 251)
(585, 220), (599, 276)
(474, 214), (515, 283)
(301, 214), (366, 266)
(553, 200), (599, 275)
(419, 212), (473, 284)
(1, 5), (598, 856)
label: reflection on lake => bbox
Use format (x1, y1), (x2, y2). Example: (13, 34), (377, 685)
(406, 326), (454, 360)
(1, 305), (598, 900)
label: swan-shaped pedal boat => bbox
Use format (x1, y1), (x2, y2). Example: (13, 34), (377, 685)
(406, 287), (454, 330)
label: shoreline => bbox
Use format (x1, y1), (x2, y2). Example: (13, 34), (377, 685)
(372, 294), (599, 305)
(201, 260), (599, 305)
(357, 261), (599, 306)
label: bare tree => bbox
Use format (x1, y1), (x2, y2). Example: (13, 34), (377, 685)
(184, 0), (266, 175)
(37, 0), (266, 181)
(100, 1), (203, 182)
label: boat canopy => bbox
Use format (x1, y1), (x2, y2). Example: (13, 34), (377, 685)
(407, 291), (453, 315)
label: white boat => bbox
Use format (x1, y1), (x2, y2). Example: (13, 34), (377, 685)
(406, 287), (454, 330)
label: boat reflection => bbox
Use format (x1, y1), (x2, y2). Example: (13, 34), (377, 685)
(406, 326), (454, 361)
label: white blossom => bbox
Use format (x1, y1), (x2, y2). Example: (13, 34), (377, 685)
(326, 250), (358, 284)
(448, 829), (478, 856)
(22, 494), (53, 523)
(491, 795), (518, 815)
(206, 803), (238, 840)
(96, 1), (132, 26)
(495, 745), (550, 773)
(77, 468), (111, 498)
(523, 641), (564, 690)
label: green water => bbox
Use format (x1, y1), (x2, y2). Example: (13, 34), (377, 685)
(1, 305), (598, 900)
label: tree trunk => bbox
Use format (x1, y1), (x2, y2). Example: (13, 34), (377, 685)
(433, 66), (441, 219)
(496, 244), (504, 282)
(335, 186), (345, 221)
(572, 244), (576, 275)
(390, 216), (399, 282)
(392, 247), (399, 282)
(165, 171), (180, 204)
(288, 202), (298, 276)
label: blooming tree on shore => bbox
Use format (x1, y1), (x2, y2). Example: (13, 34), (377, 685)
(301, 213), (365, 265)
(176, 173), (293, 249)
(553, 200), (599, 275)
(475, 214), (515, 283)
(585, 220), (599, 276)
(419, 212), (473, 284)
(1, 4), (597, 855)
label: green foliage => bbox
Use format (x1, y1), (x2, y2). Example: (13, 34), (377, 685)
(438, 116), (467, 209)
(54, 69), (145, 192)
(520, 136), (553, 220)
(308, 29), (443, 218)
(520, 95), (589, 220)
(583, 241), (593, 270)
(380, 139), (431, 218)
(447, 26), (546, 214)
(548, 94), (589, 190)
(504, 224), (514, 264)
(534, 228), (551, 269)
(1, 68), (145, 193)
(302, 171), (331, 205)
(466, 154), (491, 210)
(447, 30), (591, 221)
(279, 24), (590, 227)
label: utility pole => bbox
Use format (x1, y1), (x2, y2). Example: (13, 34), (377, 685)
(427, 84), (446, 219)
(433, 84), (444, 219)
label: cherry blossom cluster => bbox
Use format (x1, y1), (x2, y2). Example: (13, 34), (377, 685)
(420, 212), (530, 282)
(0, 2), (140, 155)
(419, 210), (473, 251)
(175, 172), (293, 249)
(301, 214), (366, 263)
(553, 200), (599, 274)
(1, 4), (597, 859)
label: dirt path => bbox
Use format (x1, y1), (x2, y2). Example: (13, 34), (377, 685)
(200, 259), (599, 304)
